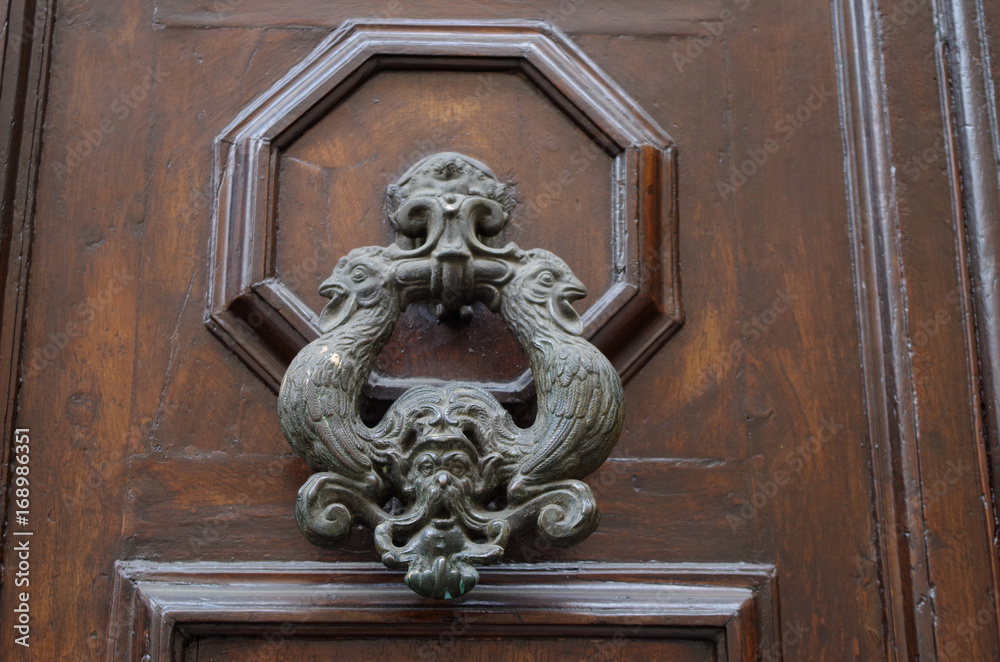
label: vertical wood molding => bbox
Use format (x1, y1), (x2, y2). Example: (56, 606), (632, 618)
(833, 0), (936, 658)
(0, 0), (55, 595)
(940, 0), (1000, 556)
(836, 0), (1000, 656)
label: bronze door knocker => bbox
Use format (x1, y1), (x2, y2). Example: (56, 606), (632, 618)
(278, 152), (624, 599)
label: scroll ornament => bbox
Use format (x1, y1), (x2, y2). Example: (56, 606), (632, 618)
(278, 153), (624, 599)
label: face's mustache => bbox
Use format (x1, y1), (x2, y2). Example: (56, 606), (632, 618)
(383, 476), (495, 539)
(421, 479), (472, 513)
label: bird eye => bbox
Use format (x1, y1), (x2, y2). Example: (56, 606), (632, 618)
(538, 270), (555, 286)
(351, 266), (367, 282)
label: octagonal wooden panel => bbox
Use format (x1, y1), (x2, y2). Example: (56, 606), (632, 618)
(276, 69), (616, 391)
(207, 19), (680, 404)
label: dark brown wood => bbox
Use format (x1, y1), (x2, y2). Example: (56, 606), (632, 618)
(0, 0), (56, 464)
(122, 456), (757, 564)
(2, 0), (999, 660)
(195, 638), (715, 662)
(837, 0), (1000, 657)
(151, 1), (729, 36)
(940, 2), (1000, 617)
(833, 0), (931, 655)
(107, 560), (776, 662)
(0, 0), (56, 640)
(207, 21), (680, 406)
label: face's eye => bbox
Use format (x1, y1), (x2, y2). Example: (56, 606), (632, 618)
(416, 454), (436, 476)
(351, 266), (368, 283)
(538, 270), (555, 286)
(444, 453), (471, 477)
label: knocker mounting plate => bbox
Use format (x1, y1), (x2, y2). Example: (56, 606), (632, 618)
(278, 153), (624, 599)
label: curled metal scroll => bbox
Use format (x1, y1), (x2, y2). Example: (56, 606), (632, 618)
(278, 153), (624, 599)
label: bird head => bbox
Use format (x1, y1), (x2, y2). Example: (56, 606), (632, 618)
(317, 246), (397, 331)
(505, 249), (587, 336)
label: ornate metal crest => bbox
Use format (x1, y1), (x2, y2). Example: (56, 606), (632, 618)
(278, 153), (624, 599)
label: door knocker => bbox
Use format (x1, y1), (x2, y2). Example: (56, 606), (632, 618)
(278, 153), (624, 599)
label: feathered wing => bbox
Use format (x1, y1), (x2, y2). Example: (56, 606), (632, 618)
(518, 339), (624, 481)
(494, 248), (625, 487)
(278, 339), (373, 478)
(447, 385), (529, 461)
(277, 246), (400, 483)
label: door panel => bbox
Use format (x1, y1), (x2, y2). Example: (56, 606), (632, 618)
(107, 562), (775, 662)
(2, 0), (998, 660)
(195, 640), (716, 662)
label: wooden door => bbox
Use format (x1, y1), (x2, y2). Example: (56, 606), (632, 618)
(3, 0), (1000, 660)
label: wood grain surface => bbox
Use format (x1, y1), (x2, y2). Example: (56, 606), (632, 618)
(0, 0), (997, 660)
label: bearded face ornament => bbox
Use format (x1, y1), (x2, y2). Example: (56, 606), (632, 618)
(376, 422), (505, 600)
(278, 153), (624, 599)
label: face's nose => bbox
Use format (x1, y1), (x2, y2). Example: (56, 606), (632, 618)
(437, 472), (450, 487)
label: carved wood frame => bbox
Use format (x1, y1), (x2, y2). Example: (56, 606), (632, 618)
(107, 561), (777, 662)
(207, 19), (680, 403)
(832, 0), (1000, 656)
(0, 0), (57, 564)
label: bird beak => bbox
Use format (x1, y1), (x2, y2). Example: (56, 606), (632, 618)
(561, 278), (587, 303)
(318, 280), (347, 300)
(317, 282), (352, 332)
(551, 277), (586, 336)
